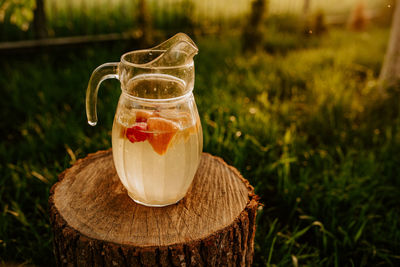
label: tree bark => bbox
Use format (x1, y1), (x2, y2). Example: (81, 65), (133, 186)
(49, 150), (259, 266)
(138, 0), (153, 47)
(379, 0), (400, 90)
(242, 0), (268, 51)
(33, 0), (48, 39)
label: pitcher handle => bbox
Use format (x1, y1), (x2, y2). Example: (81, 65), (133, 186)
(85, 62), (119, 126)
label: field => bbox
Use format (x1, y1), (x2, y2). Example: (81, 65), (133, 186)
(1, 21), (400, 266)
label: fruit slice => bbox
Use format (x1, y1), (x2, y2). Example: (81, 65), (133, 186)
(159, 110), (193, 127)
(147, 117), (179, 155)
(126, 110), (154, 125)
(135, 110), (153, 122)
(126, 122), (148, 143)
(119, 124), (127, 138)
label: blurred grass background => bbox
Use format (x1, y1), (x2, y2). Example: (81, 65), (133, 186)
(1, 0), (400, 266)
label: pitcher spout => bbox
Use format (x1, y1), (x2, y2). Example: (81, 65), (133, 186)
(144, 33), (198, 67)
(119, 33), (198, 99)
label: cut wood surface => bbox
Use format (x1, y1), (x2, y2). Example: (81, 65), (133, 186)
(49, 149), (259, 266)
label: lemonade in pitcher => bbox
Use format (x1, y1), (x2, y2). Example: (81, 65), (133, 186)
(112, 93), (202, 206)
(85, 33), (203, 206)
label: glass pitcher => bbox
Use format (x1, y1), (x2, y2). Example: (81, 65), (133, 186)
(85, 33), (203, 207)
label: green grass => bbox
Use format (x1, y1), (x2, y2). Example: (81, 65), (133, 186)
(1, 26), (400, 266)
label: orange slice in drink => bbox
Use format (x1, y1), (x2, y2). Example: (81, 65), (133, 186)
(158, 110), (194, 127)
(135, 110), (153, 122)
(127, 110), (154, 125)
(147, 117), (179, 155)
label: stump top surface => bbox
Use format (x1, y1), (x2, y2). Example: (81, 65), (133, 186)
(53, 150), (253, 247)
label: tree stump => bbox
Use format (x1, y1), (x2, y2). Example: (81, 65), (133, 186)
(49, 150), (259, 266)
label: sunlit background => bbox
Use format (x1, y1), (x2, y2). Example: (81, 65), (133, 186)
(0, 0), (395, 40)
(0, 0), (399, 266)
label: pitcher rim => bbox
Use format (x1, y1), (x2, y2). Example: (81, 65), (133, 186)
(121, 90), (194, 104)
(121, 49), (195, 70)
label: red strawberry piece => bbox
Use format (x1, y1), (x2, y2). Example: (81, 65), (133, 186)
(136, 117), (147, 123)
(126, 122), (148, 143)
